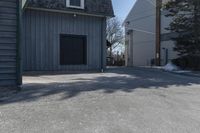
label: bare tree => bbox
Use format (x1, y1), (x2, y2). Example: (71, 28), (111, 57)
(106, 17), (124, 58)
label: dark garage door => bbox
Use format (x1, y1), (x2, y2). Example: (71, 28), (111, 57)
(60, 34), (87, 65)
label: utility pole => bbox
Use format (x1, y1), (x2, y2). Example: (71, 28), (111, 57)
(156, 0), (162, 66)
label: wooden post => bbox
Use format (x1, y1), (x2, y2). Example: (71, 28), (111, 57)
(156, 0), (162, 66)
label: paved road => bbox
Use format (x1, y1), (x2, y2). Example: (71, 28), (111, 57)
(1, 67), (200, 133)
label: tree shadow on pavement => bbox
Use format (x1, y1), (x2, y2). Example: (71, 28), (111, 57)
(1, 67), (200, 105)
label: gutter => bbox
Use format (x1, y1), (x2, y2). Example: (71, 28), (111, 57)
(26, 7), (113, 18)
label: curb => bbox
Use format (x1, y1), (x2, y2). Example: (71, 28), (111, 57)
(165, 71), (200, 78)
(148, 66), (200, 78)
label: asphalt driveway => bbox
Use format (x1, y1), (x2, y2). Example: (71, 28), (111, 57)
(1, 67), (200, 133)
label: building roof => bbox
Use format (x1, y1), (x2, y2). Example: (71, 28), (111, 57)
(26, 0), (114, 17)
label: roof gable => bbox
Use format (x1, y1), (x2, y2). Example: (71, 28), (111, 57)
(124, 0), (156, 24)
(26, 0), (114, 17)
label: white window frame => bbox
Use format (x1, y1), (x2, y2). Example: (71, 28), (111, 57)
(66, 0), (85, 9)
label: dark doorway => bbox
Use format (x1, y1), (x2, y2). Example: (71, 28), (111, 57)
(60, 34), (87, 65)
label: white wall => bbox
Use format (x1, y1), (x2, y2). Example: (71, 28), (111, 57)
(161, 41), (178, 65)
(161, 0), (173, 34)
(161, 0), (179, 64)
(125, 0), (156, 66)
(124, 0), (179, 66)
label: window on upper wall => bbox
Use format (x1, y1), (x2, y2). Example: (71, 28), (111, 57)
(66, 0), (85, 9)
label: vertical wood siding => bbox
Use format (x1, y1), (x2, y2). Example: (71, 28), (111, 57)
(22, 9), (105, 71)
(0, 0), (18, 86)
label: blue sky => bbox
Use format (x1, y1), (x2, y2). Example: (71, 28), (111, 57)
(112, 0), (136, 21)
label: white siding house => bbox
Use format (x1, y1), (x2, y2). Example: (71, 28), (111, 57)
(160, 0), (179, 65)
(124, 0), (178, 66)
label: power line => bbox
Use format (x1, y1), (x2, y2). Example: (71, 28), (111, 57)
(131, 27), (155, 35)
(145, 0), (156, 7)
(127, 11), (195, 24)
(127, 14), (155, 23)
(133, 40), (155, 45)
(132, 8), (155, 16)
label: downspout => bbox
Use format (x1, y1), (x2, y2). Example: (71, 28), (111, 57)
(16, 0), (22, 87)
(129, 30), (133, 66)
(101, 17), (106, 72)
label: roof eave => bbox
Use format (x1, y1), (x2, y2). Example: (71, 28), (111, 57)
(22, 0), (29, 9)
(26, 7), (114, 18)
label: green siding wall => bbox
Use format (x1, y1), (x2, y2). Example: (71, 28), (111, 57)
(22, 9), (106, 71)
(0, 0), (18, 86)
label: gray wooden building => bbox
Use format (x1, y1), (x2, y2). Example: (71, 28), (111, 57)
(0, 0), (21, 86)
(22, 0), (114, 71)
